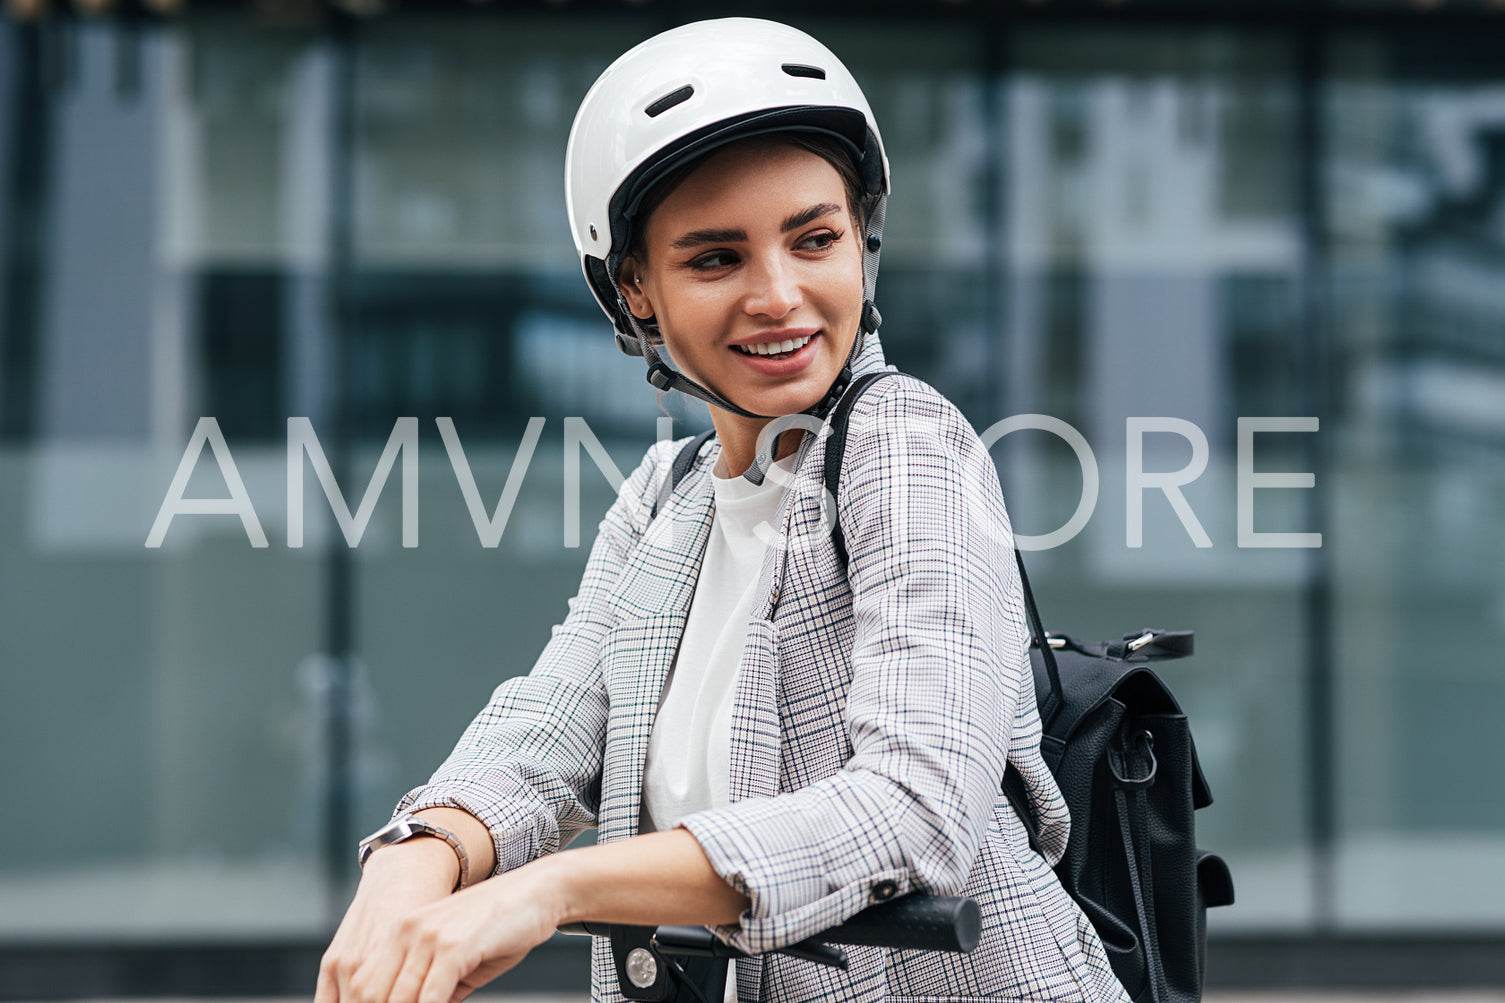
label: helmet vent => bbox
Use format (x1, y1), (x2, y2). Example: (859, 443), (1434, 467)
(645, 86), (694, 118)
(781, 64), (826, 80)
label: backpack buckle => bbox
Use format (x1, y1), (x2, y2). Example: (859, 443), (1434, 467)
(1109, 730), (1158, 789)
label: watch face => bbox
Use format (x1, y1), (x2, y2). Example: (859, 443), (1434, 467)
(359, 814), (414, 859)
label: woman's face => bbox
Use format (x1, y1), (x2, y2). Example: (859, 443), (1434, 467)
(618, 139), (865, 421)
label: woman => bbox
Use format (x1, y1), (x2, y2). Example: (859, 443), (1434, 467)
(317, 18), (1129, 1003)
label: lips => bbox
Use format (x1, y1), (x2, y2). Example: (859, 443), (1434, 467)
(735, 334), (814, 357)
(732, 328), (820, 355)
(729, 331), (821, 373)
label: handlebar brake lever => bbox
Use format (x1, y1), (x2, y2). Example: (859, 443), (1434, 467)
(775, 939), (849, 970)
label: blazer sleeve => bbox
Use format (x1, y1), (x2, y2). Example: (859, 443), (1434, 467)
(397, 439), (676, 876)
(680, 378), (1028, 954)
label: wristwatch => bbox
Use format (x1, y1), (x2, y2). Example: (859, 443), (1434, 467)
(357, 811), (472, 891)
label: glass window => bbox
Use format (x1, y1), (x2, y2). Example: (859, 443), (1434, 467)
(1002, 26), (1312, 931)
(0, 16), (331, 940)
(1326, 31), (1505, 929)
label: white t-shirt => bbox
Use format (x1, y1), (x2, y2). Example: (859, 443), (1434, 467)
(640, 451), (796, 1003)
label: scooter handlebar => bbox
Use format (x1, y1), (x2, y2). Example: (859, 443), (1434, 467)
(812, 894), (981, 954)
(559, 894), (980, 957)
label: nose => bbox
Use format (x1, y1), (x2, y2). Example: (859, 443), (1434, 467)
(743, 252), (802, 320)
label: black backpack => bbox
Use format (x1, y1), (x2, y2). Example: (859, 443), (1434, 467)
(663, 370), (1234, 1003)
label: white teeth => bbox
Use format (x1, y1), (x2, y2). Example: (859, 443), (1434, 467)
(737, 335), (812, 357)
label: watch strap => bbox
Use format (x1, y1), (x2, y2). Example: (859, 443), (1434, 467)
(358, 812), (472, 892)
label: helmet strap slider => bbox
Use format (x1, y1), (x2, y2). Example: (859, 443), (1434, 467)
(808, 364), (853, 419)
(646, 360), (676, 391)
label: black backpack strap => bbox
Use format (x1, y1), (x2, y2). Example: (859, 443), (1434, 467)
(650, 428), (716, 521)
(1114, 768), (1169, 1003)
(824, 370), (903, 567)
(1106, 628), (1194, 662)
(1014, 553), (1064, 732)
(1003, 557), (1064, 860)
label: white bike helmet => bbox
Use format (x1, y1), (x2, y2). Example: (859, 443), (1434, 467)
(565, 17), (890, 420)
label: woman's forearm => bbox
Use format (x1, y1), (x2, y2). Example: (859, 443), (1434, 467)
(371, 810), (744, 931)
(526, 828), (749, 929)
(355, 807), (497, 892)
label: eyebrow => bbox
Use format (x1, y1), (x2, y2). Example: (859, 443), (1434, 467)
(667, 202), (845, 250)
(781, 202), (843, 233)
(671, 227), (746, 249)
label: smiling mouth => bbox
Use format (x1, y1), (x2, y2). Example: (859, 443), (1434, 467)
(734, 334), (814, 359)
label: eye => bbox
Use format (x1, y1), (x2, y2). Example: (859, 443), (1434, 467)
(796, 229), (844, 252)
(687, 250), (740, 272)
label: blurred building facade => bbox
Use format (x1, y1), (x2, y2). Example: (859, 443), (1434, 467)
(1, 1), (1503, 996)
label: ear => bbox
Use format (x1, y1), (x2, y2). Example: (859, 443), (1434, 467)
(617, 258), (655, 320)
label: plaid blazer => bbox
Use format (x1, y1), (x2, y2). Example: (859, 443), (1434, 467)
(400, 336), (1129, 1003)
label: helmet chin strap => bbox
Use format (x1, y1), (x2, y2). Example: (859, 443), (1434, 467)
(627, 300), (879, 424)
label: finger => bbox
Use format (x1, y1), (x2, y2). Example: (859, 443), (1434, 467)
(449, 963), (514, 1003)
(448, 951), (525, 1003)
(416, 954), (463, 1003)
(347, 934), (411, 1003)
(328, 943), (365, 1003)
(450, 968), (495, 1003)
(383, 942), (436, 1003)
(315, 953), (341, 1003)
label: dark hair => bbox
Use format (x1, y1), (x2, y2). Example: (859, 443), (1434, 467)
(618, 132), (871, 343)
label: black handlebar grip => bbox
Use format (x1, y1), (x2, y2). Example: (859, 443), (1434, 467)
(811, 895), (981, 953)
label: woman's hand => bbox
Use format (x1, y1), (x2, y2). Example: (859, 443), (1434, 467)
(316, 836), (558, 1003)
(317, 826), (745, 1003)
